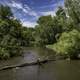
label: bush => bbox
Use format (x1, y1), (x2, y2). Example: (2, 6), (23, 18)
(53, 29), (80, 59)
(0, 47), (10, 59)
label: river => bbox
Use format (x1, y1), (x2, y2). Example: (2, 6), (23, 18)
(0, 47), (80, 80)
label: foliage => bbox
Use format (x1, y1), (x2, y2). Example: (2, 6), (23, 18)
(34, 8), (67, 46)
(53, 29), (80, 59)
(0, 5), (22, 59)
(46, 0), (80, 59)
(35, 15), (55, 45)
(21, 27), (35, 46)
(0, 5), (13, 19)
(65, 0), (80, 29)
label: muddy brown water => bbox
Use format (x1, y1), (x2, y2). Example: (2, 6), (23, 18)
(0, 47), (80, 80)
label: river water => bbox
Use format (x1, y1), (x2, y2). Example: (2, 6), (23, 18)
(0, 47), (80, 80)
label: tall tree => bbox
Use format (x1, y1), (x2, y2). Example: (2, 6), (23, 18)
(0, 5), (13, 19)
(35, 15), (55, 45)
(0, 5), (22, 59)
(65, 0), (80, 25)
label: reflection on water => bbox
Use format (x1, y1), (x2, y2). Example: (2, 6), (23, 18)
(0, 47), (80, 80)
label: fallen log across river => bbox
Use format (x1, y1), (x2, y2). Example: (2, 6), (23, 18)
(0, 59), (55, 71)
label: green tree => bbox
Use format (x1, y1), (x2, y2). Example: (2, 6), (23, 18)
(0, 5), (22, 59)
(35, 15), (55, 45)
(0, 5), (13, 19)
(65, 0), (80, 27)
(21, 27), (35, 46)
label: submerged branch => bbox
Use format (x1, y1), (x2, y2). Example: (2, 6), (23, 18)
(0, 59), (55, 71)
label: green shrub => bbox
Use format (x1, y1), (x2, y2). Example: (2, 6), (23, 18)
(53, 29), (80, 59)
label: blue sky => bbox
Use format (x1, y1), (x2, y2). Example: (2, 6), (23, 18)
(0, 0), (64, 27)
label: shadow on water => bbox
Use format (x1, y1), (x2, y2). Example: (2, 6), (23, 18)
(36, 64), (45, 80)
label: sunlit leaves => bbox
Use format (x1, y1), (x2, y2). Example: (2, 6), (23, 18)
(53, 29), (80, 59)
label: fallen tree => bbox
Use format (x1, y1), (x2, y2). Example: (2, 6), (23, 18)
(0, 59), (55, 71)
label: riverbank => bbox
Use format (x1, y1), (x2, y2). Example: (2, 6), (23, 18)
(46, 44), (80, 60)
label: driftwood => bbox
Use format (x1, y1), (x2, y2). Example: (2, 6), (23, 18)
(0, 59), (55, 71)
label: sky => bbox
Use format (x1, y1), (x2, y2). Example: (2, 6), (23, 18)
(0, 0), (64, 27)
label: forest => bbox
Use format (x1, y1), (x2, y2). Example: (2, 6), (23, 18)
(0, 0), (80, 59)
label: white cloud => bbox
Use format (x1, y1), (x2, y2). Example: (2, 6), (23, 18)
(22, 21), (37, 27)
(10, 1), (23, 9)
(29, 11), (38, 17)
(8, 1), (38, 17)
(24, 5), (31, 11)
(40, 11), (56, 16)
(22, 8), (28, 13)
